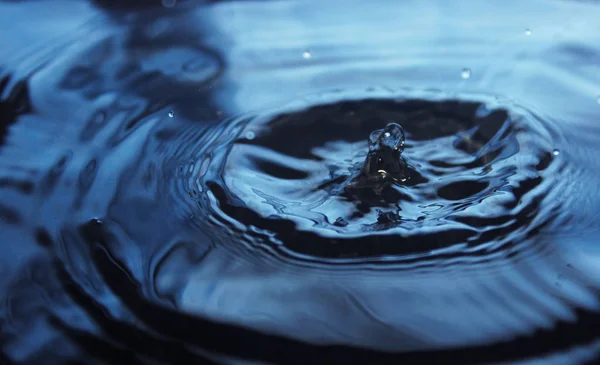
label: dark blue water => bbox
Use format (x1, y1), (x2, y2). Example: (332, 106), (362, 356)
(2, 0), (600, 364)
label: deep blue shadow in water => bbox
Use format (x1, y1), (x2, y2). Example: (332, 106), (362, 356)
(37, 218), (599, 365)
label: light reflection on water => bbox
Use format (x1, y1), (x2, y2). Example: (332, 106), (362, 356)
(1, 0), (600, 364)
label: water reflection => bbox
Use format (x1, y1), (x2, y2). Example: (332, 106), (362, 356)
(1, 0), (600, 364)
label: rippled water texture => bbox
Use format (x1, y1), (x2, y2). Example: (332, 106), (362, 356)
(2, 0), (600, 364)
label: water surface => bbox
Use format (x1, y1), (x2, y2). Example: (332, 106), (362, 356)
(2, 0), (600, 364)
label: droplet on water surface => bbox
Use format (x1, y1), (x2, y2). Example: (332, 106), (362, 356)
(358, 122), (409, 194)
(368, 123), (406, 152)
(206, 90), (565, 264)
(461, 68), (471, 79)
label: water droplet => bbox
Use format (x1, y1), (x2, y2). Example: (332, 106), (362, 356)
(302, 50), (312, 59)
(360, 122), (409, 193)
(245, 131), (255, 140)
(461, 68), (471, 79)
(368, 123), (406, 152)
(168, 111), (174, 118)
(552, 149), (560, 156)
(525, 28), (532, 36)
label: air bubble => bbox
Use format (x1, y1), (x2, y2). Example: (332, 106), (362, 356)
(245, 131), (256, 140)
(525, 28), (532, 36)
(302, 50), (312, 59)
(552, 149), (560, 156)
(168, 111), (174, 118)
(461, 68), (472, 79)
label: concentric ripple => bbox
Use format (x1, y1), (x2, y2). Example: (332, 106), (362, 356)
(4, 0), (600, 364)
(199, 89), (567, 264)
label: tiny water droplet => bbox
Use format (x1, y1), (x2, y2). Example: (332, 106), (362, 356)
(525, 28), (532, 36)
(552, 149), (560, 156)
(168, 111), (174, 118)
(461, 68), (471, 79)
(302, 50), (311, 59)
(245, 131), (255, 140)
(368, 123), (406, 152)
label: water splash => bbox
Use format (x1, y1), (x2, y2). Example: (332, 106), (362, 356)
(203, 89), (567, 261)
(355, 122), (409, 194)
